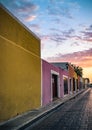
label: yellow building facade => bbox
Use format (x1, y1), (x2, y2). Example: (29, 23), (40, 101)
(0, 4), (41, 122)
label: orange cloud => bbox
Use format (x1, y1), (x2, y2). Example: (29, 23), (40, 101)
(46, 49), (92, 82)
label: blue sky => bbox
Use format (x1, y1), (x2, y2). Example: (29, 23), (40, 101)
(1, 0), (92, 81)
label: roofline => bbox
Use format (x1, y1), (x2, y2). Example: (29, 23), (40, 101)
(50, 62), (70, 65)
(0, 3), (40, 41)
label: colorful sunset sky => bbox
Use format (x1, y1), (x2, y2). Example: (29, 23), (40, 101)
(1, 0), (92, 82)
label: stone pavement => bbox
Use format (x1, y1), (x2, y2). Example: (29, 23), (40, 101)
(0, 88), (88, 130)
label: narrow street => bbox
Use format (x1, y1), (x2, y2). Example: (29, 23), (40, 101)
(22, 88), (92, 130)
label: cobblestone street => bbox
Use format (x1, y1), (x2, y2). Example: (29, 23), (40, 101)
(23, 88), (92, 130)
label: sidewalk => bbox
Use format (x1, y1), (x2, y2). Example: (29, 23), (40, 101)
(0, 88), (88, 130)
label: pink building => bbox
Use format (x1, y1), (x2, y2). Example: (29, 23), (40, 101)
(42, 60), (69, 106)
(52, 62), (69, 95)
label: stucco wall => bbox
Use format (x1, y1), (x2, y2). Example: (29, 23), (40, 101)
(42, 60), (59, 106)
(0, 5), (41, 122)
(0, 5), (40, 56)
(68, 64), (78, 92)
(42, 60), (70, 106)
(59, 68), (69, 97)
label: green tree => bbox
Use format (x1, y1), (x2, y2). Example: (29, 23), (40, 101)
(71, 64), (83, 77)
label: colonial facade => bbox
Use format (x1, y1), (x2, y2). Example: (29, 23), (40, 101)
(42, 60), (69, 106)
(0, 4), (41, 122)
(42, 60), (60, 106)
(51, 62), (82, 94)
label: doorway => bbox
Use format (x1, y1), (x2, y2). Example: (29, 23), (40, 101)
(73, 78), (75, 91)
(52, 74), (58, 99)
(69, 78), (72, 93)
(63, 76), (68, 95)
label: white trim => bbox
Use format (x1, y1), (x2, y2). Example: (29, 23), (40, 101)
(63, 75), (68, 79)
(51, 74), (53, 101)
(58, 76), (60, 98)
(51, 70), (60, 101)
(69, 77), (72, 93)
(51, 70), (59, 75)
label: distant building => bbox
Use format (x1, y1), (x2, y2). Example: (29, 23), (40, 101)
(51, 62), (69, 71)
(83, 78), (90, 88)
(51, 62), (79, 94)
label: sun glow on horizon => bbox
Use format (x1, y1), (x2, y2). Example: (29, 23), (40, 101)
(83, 67), (92, 82)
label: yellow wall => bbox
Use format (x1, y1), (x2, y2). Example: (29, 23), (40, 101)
(0, 5), (41, 122)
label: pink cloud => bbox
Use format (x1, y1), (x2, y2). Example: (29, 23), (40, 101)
(46, 48), (92, 68)
(25, 15), (36, 21)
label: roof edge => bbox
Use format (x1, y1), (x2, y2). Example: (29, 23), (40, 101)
(0, 3), (40, 41)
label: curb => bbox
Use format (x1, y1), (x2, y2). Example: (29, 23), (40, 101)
(0, 88), (89, 130)
(17, 89), (87, 130)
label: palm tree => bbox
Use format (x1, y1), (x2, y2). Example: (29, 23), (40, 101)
(71, 64), (83, 77)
